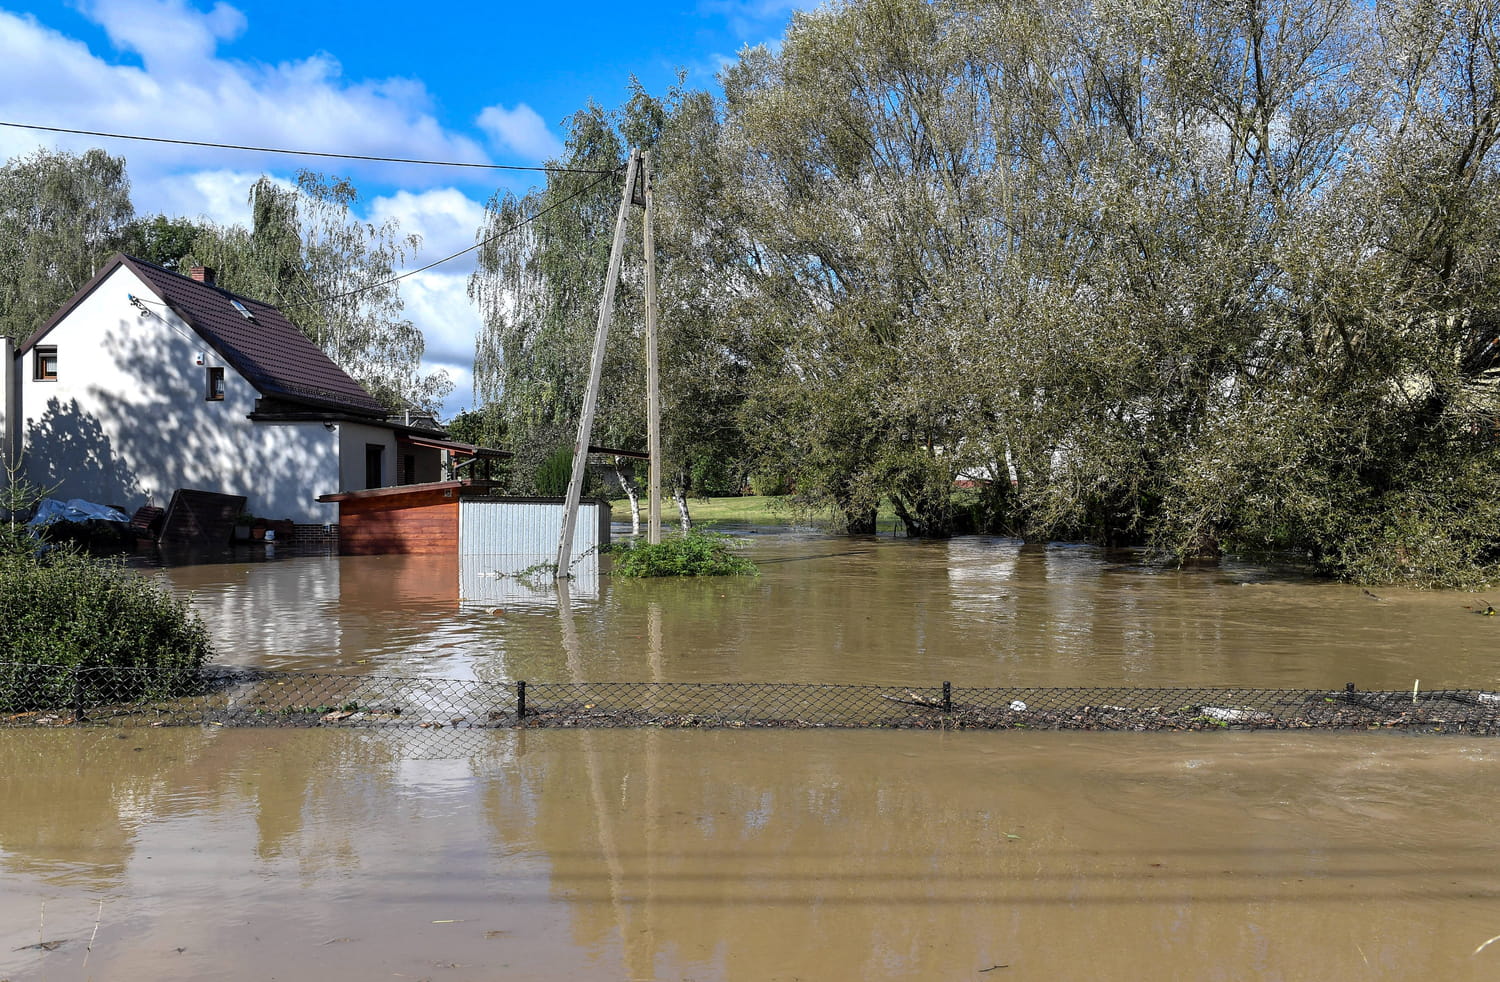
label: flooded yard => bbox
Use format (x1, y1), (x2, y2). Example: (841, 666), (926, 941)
(4, 532), (1500, 980)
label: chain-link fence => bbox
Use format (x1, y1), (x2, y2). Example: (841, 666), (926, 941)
(3, 665), (1500, 734)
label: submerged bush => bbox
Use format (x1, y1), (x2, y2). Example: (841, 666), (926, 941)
(0, 552), (213, 711)
(610, 530), (758, 578)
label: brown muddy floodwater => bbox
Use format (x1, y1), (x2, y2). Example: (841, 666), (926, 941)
(4, 532), (1500, 980)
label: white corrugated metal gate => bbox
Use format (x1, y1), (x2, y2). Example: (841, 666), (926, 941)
(458, 497), (610, 603)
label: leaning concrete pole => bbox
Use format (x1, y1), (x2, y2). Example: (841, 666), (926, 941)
(556, 149), (641, 578)
(643, 150), (663, 545)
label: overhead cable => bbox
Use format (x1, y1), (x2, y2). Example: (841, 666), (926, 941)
(0, 121), (616, 175)
(280, 168), (621, 309)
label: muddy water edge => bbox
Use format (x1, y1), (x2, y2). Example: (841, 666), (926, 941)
(3, 532), (1500, 980)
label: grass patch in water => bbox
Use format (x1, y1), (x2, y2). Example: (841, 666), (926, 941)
(609, 531), (758, 578)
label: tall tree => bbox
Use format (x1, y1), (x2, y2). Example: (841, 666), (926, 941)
(470, 89), (758, 510)
(0, 148), (134, 341)
(190, 172), (452, 414)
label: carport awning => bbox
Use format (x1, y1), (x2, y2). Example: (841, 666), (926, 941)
(399, 436), (511, 458)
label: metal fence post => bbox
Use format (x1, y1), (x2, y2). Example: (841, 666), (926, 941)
(72, 666), (87, 724)
(942, 681), (952, 713)
(516, 680), (527, 723)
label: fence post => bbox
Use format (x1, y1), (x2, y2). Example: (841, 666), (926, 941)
(72, 666), (87, 724)
(942, 681), (952, 713)
(516, 680), (527, 723)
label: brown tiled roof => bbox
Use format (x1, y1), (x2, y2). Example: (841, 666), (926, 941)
(24, 253), (388, 418)
(126, 256), (390, 416)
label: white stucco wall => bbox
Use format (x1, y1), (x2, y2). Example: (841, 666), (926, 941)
(336, 421), (397, 492)
(16, 265), (347, 523)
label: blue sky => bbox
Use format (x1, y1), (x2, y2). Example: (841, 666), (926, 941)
(0, 0), (809, 416)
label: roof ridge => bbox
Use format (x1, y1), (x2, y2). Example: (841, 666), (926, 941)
(119, 254), (281, 308)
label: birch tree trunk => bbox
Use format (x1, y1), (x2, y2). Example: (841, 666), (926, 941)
(614, 458), (641, 535)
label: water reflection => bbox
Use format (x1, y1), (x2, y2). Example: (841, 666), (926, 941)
(151, 533), (1500, 690)
(10, 535), (1498, 978)
(4, 730), (1500, 981)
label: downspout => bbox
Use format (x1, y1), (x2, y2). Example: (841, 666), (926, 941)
(0, 337), (15, 498)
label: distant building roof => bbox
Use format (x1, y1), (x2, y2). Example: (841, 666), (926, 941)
(22, 253), (390, 419)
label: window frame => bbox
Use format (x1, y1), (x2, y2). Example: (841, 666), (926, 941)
(205, 366), (226, 401)
(33, 346), (57, 382)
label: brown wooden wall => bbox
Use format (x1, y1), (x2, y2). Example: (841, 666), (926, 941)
(335, 487), (460, 555)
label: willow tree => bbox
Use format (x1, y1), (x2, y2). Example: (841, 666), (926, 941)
(469, 106), (633, 493)
(470, 88), (759, 513)
(0, 148), (134, 341)
(720, 0), (1014, 535)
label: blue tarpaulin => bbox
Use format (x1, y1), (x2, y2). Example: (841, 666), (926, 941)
(28, 498), (130, 526)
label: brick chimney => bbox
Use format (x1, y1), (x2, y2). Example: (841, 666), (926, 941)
(189, 266), (216, 285)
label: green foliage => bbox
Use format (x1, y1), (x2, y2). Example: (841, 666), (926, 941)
(747, 469), (791, 497)
(0, 553), (213, 711)
(690, 451), (740, 497)
(469, 82), (757, 521)
(0, 147), (134, 341)
(0, 474), (211, 710)
(188, 171), (452, 414)
(534, 446), (576, 497)
(444, 405), (508, 449)
(610, 530), (758, 578)
(119, 214), (206, 270)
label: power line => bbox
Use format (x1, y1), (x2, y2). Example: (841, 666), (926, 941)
(0, 121), (616, 175)
(281, 168), (622, 310)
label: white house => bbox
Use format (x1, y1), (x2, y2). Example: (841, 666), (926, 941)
(0, 253), (461, 526)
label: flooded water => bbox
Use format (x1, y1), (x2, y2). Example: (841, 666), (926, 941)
(5, 532), (1500, 980)
(4, 729), (1500, 980)
(150, 533), (1500, 689)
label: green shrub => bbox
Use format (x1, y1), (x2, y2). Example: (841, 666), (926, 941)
(0, 553), (213, 711)
(748, 469), (791, 497)
(609, 530), (758, 578)
(535, 446), (575, 497)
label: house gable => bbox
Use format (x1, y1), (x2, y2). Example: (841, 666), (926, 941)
(21, 254), (390, 419)
(10, 255), (466, 524)
(12, 260), (345, 521)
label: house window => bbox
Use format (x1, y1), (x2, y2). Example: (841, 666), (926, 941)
(206, 366), (225, 401)
(398, 453), (415, 485)
(33, 346), (57, 381)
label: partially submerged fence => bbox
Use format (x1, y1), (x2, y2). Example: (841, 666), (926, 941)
(4, 665), (1500, 734)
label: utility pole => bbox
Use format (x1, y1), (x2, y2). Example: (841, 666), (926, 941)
(556, 149), (641, 578)
(643, 150), (663, 545)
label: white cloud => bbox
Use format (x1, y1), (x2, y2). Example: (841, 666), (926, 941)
(149, 168), (289, 224)
(476, 103), (564, 162)
(699, 0), (812, 40)
(400, 269), (483, 418)
(368, 188), (488, 275)
(83, 0), (246, 71)
(0, 6), (492, 217)
(0, 3), (521, 420)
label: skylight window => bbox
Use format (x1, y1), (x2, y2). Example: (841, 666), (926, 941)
(230, 299), (256, 321)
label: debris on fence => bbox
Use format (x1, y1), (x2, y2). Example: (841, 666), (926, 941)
(4, 667), (1500, 735)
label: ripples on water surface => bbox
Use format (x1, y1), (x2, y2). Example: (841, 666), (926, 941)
(4, 531), (1499, 980)
(4, 729), (1500, 981)
(150, 531), (1500, 689)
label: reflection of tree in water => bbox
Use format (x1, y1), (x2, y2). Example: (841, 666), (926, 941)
(0, 730), (205, 885)
(482, 729), (1058, 979)
(0, 729), (432, 889)
(23, 397), (142, 506)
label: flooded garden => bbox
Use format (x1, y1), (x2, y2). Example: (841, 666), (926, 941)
(5, 530), (1500, 980)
